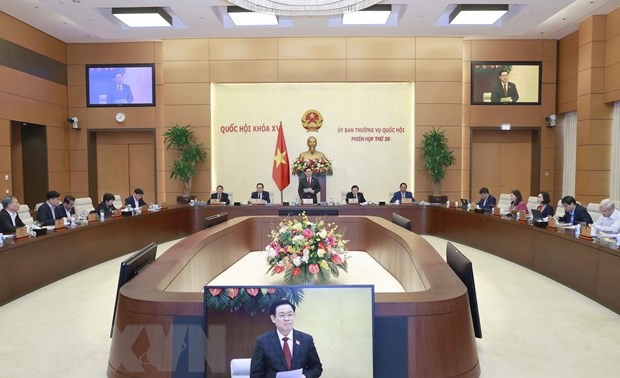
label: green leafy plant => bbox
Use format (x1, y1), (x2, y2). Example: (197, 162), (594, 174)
(163, 124), (207, 197)
(421, 127), (456, 196)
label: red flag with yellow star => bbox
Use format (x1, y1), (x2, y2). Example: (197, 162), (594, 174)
(272, 122), (290, 191)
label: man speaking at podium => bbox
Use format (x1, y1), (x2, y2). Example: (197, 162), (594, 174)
(298, 168), (320, 204)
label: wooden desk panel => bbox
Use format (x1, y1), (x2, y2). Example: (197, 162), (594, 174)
(110, 216), (479, 378)
(0, 207), (194, 306)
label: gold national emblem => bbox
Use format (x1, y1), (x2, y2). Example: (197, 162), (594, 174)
(301, 109), (323, 131)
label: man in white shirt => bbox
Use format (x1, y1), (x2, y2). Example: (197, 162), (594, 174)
(592, 198), (620, 234)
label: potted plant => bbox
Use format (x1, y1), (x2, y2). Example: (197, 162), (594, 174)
(421, 127), (456, 203)
(163, 124), (207, 204)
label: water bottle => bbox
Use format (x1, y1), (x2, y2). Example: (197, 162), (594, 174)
(99, 210), (105, 222)
(446, 200), (450, 208)
(329, 197), (334, 206)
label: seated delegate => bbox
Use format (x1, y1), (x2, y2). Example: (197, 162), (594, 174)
(509, 189), (528, 214)
(345, 185), (367, 204)
(208, 185), (230, 205)
(125, 188), (146, 208)
(0, 195), (25, 234)
(592, 198), (620, 234)
(558, 196), (593, 225)
(250, 183), (270, 203)
(97, 193), (117, 217)
(390, 182), (414, 203)
(37, 190), (61, 226)
(54, 195), (76, 219)
(536, 192), (554, 218)
(476, 187), (496, 210)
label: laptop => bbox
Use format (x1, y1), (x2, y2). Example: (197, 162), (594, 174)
(531, 209), (544, 220)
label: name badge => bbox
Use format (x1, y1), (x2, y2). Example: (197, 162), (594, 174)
(87, 213), (98, 222)
(55, 219), (65, 229)
(15, 226), (28, 239)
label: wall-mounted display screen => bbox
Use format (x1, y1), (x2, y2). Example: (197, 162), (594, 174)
(471, 61), (542, 105)
(86, 64), (155, 107)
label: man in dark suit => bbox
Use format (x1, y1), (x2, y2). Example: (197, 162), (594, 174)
(477, 187), (497, 210)
(390, 182), (414, 203)
(490, 69), (519, 103)
(345, 185), (366, 204)
(250, 299), (323, 378)
(298, 168), (321, 204)
(0, 195), (25, 234)
(37, 190), (61, 226)
(250, 183), (271, 203)
(125, 188), (146, 208)
(208, 185), (230, 205)
(559, 195), (593, 225)
(107, 72), (134, 104)
(54, 195), (76, 219)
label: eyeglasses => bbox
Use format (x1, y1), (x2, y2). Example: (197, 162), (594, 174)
(276, 312), (295, 320)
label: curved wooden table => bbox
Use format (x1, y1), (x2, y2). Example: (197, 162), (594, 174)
(109, 216), (480, 378)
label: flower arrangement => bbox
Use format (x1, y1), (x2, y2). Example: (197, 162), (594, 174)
(265, 213), (349, 284)
(291, 157), (333, 176)
(473, 64), (512, 73)
(205, 287), (304, 316)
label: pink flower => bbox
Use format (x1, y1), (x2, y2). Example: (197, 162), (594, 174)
(332, 254), (342, 265)
(302, 228), (313, 239)
(309, 264), (320, 275)
(273, 265), (285, 274)
(292, 267), (302, 277)
(227, 288), (239, 299)
(209, 288), (222, 296)
(246, 288), (259, 296)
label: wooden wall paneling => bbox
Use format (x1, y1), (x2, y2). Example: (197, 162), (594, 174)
(415, 37), (463, 60)
(163, 105), (210, 127)
(0, 12), (67, 63)
(470, 142), (500, 198)
(8, 122), (21, 199)
(210, 38), (277, 60)
(499, 141), (532, 198)
(67, 43), (157, 65)
(346, 37), (416, 59)
(277, 38), (346, 59)
(97, 144), (129, 201)
(129, 143), (155, 201)
(162, 39), (210, 61)
(277, 60), (346, 82)
(346, 60), (415, 82)
(163, 61), (210, 83)
(209, 60), (278, 83)
(470, 40), (543, 61)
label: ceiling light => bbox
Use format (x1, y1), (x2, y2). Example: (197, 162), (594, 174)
(227, 0), (383, 17)
(228, 6), (278, 26)
(449, 4), (508, 25)
(343, 4), (391, 25)
(112, 7), (172, 28)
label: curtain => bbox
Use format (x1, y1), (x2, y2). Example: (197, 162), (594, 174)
(562, 111), (577, 197)
(611, 102), (620, 200)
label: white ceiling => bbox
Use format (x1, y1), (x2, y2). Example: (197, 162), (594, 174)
(1, 0), (620, 44)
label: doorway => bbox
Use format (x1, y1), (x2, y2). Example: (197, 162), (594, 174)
(470, 128), (540, 200)
(87, 130), (156, 204)
(10, 121), (49, 208)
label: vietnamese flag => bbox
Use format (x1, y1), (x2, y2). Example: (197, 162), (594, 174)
(272, 122), (290, 191)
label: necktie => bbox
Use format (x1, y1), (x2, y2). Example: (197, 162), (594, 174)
(217, 194), (221, 201)
(282, 337), (292, 370)
(118, 85), (122, 93)
(503, 83), (507, 96)
(307, 178), (311, 186)
(570, 211), (574, 224)
(259, 193), (262, 199)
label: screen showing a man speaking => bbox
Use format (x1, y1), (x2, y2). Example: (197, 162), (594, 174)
(471, 62), (541, 105)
